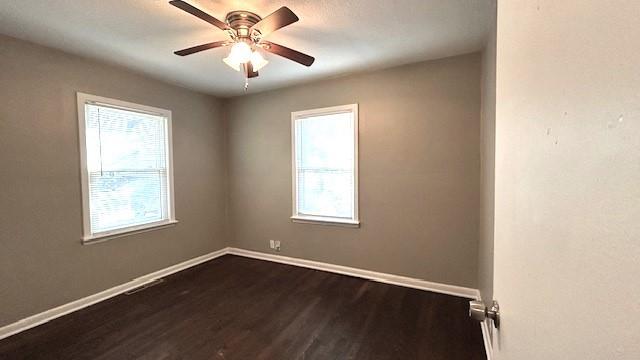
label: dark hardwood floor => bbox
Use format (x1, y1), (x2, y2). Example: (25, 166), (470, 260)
(0, 255), (485, 359)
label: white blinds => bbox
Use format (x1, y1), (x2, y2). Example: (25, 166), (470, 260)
(84, 103), (170, 234)
(294, 111), (355, 219)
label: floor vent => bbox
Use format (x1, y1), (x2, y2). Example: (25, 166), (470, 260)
(124, 279), (165, 295)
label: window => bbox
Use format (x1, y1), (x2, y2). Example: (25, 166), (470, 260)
(77, 93), (176, 243)
(291, 104), (359, 226)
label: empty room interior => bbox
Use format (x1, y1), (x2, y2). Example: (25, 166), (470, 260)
(0, 1), (638, 359)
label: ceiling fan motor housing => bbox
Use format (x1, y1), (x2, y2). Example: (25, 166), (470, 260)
(226, 11), (262, 38)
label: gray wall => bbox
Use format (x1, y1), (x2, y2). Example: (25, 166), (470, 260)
(0, 35), (228, 326)
(494, 0), (640, 358)
(478, 4), (496, 304)
(226, 53), (481, 288)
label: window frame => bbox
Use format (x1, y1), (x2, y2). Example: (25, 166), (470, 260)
(77, 92), (177, 244)
(290, 104), (359, 227)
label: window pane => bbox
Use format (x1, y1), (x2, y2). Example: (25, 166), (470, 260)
(297, 113), (354, 170)
(295, 111), (355, 219)
(84, 102), (170, 234)
(297, 169), (353, 218)
(89, 170), (167, 233)
(85, 104), (167, 172)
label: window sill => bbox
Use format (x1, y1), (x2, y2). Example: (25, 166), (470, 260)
(82, 220), (179, 245)
(291, 215), (360, 228)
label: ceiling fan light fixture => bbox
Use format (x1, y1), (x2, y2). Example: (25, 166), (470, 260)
(227, 41), (252, 64)
(250, 51), (268, 71)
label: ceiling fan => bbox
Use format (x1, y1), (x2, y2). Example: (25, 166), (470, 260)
(170, 0), (314, 81)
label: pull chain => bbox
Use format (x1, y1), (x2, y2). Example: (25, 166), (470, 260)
(244, 77), (249, 92)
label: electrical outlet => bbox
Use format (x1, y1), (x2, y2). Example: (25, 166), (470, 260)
(269, 240), (275, 249)
(274, 240), (281, 252)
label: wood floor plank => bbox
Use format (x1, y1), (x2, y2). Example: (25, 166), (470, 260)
(0, 255), (485, 359)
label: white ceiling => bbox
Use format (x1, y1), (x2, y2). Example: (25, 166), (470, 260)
(0, 0), (493, 97)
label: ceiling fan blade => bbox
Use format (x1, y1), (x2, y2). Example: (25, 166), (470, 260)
(251, 7), (299, 37)
(169, 0), (228, 30)
(174, 41), (229, 56)
(260, 41), (315, 67)
(244, 63), (259, 78)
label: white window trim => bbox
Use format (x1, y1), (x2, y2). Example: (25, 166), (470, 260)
(76, 92), (177, 244)
(291, 103), (359, 227)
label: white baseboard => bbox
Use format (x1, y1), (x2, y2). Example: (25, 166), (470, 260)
(0, 247), (230, 340)
(227, 248), (479, 299)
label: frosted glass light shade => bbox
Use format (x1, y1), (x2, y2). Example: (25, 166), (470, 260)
(223, 42), (253, 71)
(228, 42), (252, 63)
(223, 56), (241, 71)
(250, 51), (269, 71)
